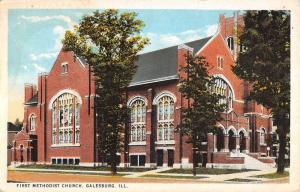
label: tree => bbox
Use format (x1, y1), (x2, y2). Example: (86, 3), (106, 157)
(179, 53), (226, 176)
(14, 118), (23, 130)
(232, 11), (290, 173)
(62, 9), (149, 175)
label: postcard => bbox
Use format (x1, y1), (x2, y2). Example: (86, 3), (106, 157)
(0, 0), (299, 192)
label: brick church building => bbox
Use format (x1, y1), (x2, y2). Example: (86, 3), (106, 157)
(11, 13), (275, 169)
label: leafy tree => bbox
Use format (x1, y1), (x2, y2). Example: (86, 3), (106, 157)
(179, 53), (226, 176)
(62, 9), (149, 175)
(232, 11), (290, 173)
(14, 118), (23, 130)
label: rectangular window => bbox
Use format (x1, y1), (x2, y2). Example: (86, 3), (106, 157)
(63, 158), (68, 164)
(130, 155), (138, 166)
(69, 159), (74, 165)
(217, 56), (224, 69)
(51, 158), (56, 164)
(75, 158), (80, 165)
(57, 158), (62, 165)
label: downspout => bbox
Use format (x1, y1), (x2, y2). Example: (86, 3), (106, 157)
(44, 77), (47, 163)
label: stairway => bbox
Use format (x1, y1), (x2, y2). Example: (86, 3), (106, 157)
(230, 152), (274, 170)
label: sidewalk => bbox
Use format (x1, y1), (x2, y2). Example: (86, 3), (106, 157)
(124, 167), (172, 178)
(200, 168), (278, 182)
(9, 166), (288, 183)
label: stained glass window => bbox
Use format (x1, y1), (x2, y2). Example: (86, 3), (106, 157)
(52, 93), (80, 145)
(29, 114), (36, 131)
(157, 96), (174, 141)
(213, 78), (233, 110)
(130, 99), (146, 142)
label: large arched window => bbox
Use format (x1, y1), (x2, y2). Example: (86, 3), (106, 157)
(157, 96), (174, 141)
(130, 99), (146, 142)
(29, 114), (36, 131)
(212, 78), (233, 109)
(51, 93), (80, 145)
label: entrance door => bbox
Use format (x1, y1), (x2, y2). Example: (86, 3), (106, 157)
(202, 153), (207, 167)
(167, 150), (174, 167)
(20, 145), (24, 162)
(157, 150), (163, 167)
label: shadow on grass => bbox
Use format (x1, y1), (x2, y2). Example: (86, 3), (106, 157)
(251, 171), (289, 179)
(142, 174), (207, 179)
(225, 178), (261, 183)
(161, 167), (257, 175)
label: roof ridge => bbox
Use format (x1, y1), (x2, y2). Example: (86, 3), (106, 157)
(138, 36), (213, 56)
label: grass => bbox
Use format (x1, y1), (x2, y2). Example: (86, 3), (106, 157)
(17, 164), (155, 172)
(226, 178), (261, 182)
(252, 171), (289, 179)
(142, 174), (207, 179)
(10, 169), (127, 176)
(161, 167), (256, 175)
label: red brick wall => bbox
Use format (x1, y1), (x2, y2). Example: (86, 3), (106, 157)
(21, 50), (95, 163)
(211, 152), (244, 164)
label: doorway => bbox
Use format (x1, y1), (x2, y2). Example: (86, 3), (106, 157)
(228, 130), (236, 151)
(239, 131), (246, 152)
(157, 150), (163, 167)
(167, 150), (174, 167)
(20, 145), (24, 163)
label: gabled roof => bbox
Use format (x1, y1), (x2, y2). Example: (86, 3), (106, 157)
(130, 36), (212, 87)
(25, 93), (38, 105)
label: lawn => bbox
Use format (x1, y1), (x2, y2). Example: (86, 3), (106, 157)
(252, 171), (289, 179)
(9, 169), (127, 176)
(142, 174), (207, 179)
(161, 167), (256, 175)
(17, 164), (155, 172)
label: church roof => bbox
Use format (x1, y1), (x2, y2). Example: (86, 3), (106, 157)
(130, 36), (212, 87)
(7, 122), (21, 132)
(25, 93), (38, 105)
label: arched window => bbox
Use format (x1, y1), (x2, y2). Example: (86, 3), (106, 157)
(212, 78), (233, 109)
(130, 99), (146, 142)
(29, 114), (36, 131)
(227, 36), (234, 51)
(51, 93), (80, 145)
(157, 96), (174, 141)
(260, 128), (266, 145)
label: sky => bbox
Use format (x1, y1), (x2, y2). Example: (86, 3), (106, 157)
(8, 9), (235, 122)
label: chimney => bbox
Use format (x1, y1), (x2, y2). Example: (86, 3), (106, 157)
(177, 44), (194, 80)
(24, 83), (35, 103)
(219, 14), (226, 38)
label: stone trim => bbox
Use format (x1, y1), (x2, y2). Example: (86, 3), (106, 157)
(51, 143), (80, 148)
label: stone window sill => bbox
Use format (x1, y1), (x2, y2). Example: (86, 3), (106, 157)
(51, 143), (80, 148)
(155, 140), (175, 145)
(129, 141), (146, 146)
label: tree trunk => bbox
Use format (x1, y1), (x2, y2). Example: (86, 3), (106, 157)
(192, 148), (197, 176)
(110, 152), (117, 176)
(277, 125), (287, 174)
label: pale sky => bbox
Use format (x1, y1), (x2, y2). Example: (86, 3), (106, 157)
(8, 9), (235, 122)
